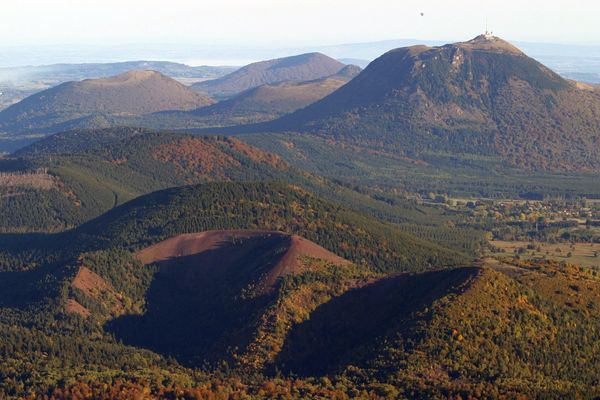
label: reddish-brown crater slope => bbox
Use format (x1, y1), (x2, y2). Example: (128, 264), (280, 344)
(136, 230), (347, 290)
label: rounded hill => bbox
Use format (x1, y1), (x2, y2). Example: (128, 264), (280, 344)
(192, 52), (346, 99)
(0, 70), (214, 134)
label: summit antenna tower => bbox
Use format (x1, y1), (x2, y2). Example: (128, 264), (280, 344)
(485, 17), (493, 38)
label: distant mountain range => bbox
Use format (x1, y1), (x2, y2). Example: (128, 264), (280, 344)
(2, 38), (600, 82)
(337, 58), (371, 68)
(0, 54), (361, 149)
(1, 35), (599, 203)
(0, 60), (236, 84)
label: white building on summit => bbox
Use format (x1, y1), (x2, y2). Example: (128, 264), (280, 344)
(484, 17), (494, 38)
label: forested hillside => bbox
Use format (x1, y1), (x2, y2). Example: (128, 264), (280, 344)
(2, 234), (599, 398)
(0, 181), (472, 398)
(1, 133), (290, 231)
(0, 181), (468, 274)
(2, 130), (486, 260)
(243, 132), (600, 199)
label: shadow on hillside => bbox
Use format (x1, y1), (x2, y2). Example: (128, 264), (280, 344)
(0, 262), (75, 309)
(0, 230), (85, 271)
(273, 267), (480, 376)
(0, 231), (55, 248)
(106, 234), (291, 367)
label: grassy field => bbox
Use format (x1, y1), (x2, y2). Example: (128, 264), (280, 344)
(490, 240), (600, 268)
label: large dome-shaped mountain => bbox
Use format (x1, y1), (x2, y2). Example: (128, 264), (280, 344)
(265, 36), (600, 172)
(0, 70), (214, 135)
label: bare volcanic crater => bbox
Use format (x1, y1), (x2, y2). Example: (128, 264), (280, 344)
(136, 230), (348, 291)
(108, 230), (353, 366)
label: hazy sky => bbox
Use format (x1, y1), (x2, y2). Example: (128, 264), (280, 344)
(2, 0), (600, 47)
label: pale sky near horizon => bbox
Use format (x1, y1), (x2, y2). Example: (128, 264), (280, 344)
(2, 0), (600, 47)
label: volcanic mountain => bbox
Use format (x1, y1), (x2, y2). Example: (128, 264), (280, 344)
(259, 35), (600, 172)
(0, 70), (214, 136)
(189, 65), (362, 123)
(4, 222), (600, 398)
(110, 229), (359, 367)
(192, 53), (346, 99)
